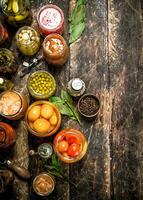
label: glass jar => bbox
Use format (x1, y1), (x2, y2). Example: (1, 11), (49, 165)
(33, 173), (55, 196)
(0, 170), (14, 193)
(0, 91), (28, 120)
(43, 34), (69, 66)
(25, 101), (61, 137)
(0, 48), (18, 75)
(67, 78), (86, 97)
(27, 71), (56, 99)
(0, 122), (16, 148)
(0, 0), (32, 27)
(37, 4), (64, 37)
(37, 143), (53, 159)
(0, 77), (14, 91)
(53, 129), (88, 163)
(0, 22), (9, 46)
(16, 26), (40, 56)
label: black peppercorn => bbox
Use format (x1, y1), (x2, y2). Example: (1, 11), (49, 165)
(78, 94), (100, 117)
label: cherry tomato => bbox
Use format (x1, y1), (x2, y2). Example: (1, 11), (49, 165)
(67, 143), (81, 157)
(58, 140), (69, 153)
(65, 135), (81, 144)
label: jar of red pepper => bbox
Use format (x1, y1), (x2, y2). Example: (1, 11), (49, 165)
(37, 4), (64, 37)
(0, 22), (9, 46)
(0, 122), (16, 149)
(43, 34), (69, 66)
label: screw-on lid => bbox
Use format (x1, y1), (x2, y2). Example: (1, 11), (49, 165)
(38, 143), (53, 159)
(71, 78), (83, 91)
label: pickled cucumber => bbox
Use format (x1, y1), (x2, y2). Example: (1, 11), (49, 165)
(12, 0), (19, 13)
(15, 11), (29, 21)
(7, 0), (12, 11)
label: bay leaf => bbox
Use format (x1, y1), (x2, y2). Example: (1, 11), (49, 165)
(69, 22), (85, 44)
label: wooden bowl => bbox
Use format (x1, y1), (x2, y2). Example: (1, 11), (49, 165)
(25, 101), (61, 137)
(77, 93), (100, 118)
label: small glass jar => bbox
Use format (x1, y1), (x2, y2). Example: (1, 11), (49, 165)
(0, 91), (28, 120)
(37, 4), (64, 37)
(0, 122), (16, 149)
(37, 143), (53, 159)
(43, 34), (69, 66)
(16, 26), (40, 56)
(0, 77), (14, 91)
(67, 78), (86, 97)
(0, 0), (32, 27)
(0, 48), (18, 75)
(53, 129), (88, 163)
(0, 170), (14, 193)
(33, 173), (55, 196)
(0, 22), (9, 46)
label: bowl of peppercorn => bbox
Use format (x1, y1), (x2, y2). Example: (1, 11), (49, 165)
(77, 94), (100, 119)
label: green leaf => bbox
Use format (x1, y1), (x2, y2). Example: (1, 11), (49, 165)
(69, 22), (85, 44)
(77, 0), (86, 6)
(49, 96), (64, 104)
(61, 90), (73, 105)
(52, 102), (73, 116)
(70, 5), (85, 26)
(73, 108), (81, 124)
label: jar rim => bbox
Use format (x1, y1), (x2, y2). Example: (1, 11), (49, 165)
(37, 4), (64, 33)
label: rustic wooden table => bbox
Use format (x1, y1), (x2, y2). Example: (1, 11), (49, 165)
(0, 0), (143, 199)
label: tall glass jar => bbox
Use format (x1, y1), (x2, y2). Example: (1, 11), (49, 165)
(0, 90), (28, 120)
(0, 122), (16, 149)
(16, 26), (41, 56)
(43, 34), (69, 66)
(0, 0), (32, 27)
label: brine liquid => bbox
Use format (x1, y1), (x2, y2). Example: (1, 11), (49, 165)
(0, 92), (22, 116)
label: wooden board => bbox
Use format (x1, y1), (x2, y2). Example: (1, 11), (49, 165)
(0, 0), (143, 200)
(108, 0), (143, 199)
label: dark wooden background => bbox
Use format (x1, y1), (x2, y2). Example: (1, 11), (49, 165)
(0, 0), (143, 199)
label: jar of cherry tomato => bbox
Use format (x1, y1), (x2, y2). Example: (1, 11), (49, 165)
(37, 4), (64, 37)
(43, 34), (69, 66)
(0, 122), (16, 149)
(53, 129), (88, 163)
(0, 22), (9, 46)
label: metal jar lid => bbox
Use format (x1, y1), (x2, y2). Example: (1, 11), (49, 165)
(37, 143), (53, 159)
(71, 78), (83, 91)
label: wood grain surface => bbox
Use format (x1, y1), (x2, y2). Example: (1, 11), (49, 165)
(0, 0), (143, 200)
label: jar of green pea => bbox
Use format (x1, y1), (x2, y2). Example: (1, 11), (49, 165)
(27, 71), (56, 99)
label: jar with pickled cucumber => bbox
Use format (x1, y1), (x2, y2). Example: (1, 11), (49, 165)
(16, 26), (40, 56)
(27, 71), (56, 99)
(0, 48), (18, 75)
(0, 0), (31, 26)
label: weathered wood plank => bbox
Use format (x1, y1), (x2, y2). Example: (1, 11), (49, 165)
(69, 0), (111, 199)
(108, 0), (143, 199)
(28, 1), (70, 200)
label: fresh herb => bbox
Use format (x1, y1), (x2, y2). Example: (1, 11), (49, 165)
(43, 154), (76, 187)
(43, 154), (63, 178)
(49, 90), (81, 124)
(69, 0), (86, 44)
